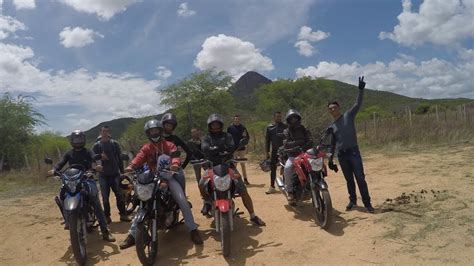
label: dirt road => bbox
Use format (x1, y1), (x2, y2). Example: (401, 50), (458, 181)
(1, 144), (473, 265)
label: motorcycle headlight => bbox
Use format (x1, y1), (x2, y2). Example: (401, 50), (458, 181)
(136, 183), (154, 201)
(310, 158), (323, 171)
(214, 174), (231, 192)
(64, 174), (81, 193)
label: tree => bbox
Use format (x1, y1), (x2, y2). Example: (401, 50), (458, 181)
(161, 70), (236, 137)
(0, 93), (44, 169)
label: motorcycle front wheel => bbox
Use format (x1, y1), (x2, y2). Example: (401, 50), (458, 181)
(69, 211), (87, 265)
(311, 188), (333, 229)
(220, 212), (232, 257)
(136, 217), (158, 266)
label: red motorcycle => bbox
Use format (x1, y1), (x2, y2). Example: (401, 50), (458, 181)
(276, 137), (335, 229)
(190, 139), (248, 257)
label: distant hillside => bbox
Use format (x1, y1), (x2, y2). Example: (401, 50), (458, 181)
(83, 72), (473, 144)
(230, 71), (272, 111)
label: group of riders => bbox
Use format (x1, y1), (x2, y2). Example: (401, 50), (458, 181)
(49, 76), (374, 254)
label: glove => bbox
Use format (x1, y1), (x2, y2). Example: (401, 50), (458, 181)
(170, 164), (179, 172)
(328, 160), (339, 173)
(358, 76), (365, 90)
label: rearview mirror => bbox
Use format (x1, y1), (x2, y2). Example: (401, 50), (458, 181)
(44, 158), (53, 165)
(238, 138), (249, 147)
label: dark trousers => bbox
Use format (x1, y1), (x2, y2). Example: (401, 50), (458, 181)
(193, 164), (202, 183)
(338, 147), (372, 207)
(98, 173), (126, 216)
(269, 152), (279, 187)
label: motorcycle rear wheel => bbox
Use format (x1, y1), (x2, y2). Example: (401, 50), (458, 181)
(220, 212), (231, 257)
(312, 188), (333, 229)
(136, 217), (158, 266)
(69, 211), (87, 265)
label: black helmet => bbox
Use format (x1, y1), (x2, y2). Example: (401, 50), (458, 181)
(207, 114), (224, 133)
(285, 109), (302, 126)
(144, 119), (163, 143)
(161, 113), (177, 130)
(70, 130), (86, 149)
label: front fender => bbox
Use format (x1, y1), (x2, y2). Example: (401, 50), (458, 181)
(215, 199), (230, 213)
(311, 171), (329, 190)
(136, 207), (149, 223)
(64, 193), (81, 211)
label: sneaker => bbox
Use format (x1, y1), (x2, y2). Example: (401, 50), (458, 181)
(287, 193), (295, 202)
(119, 234), (135, 250)
(190, 230), (203, 245)
(120, 214), (132, 222)
(346, 201), (357, 211)
(105, 216), (112, 224)
(265, 186), (276, 194)
(201, 202), (212, 217)
(366, 205), (375, 213)
(102, 230), (116, 242)
(244, 178), (250, 185)
(250, 216), (266, 226)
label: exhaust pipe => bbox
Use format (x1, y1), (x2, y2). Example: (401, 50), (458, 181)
(276, 177), (285, 188)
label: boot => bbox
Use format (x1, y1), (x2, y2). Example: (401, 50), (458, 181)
(119, 234), (135, 250)
(101, 229), (116, 242)
(190, 230), (203, 245)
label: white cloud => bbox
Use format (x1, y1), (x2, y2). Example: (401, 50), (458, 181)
(155, 66), (172, 79)
(231, 0), (316, 47)
(298, 25), (330, 42)
(59, 27), (104, 48)
(194, 34), (274, 78)
(294, 26), (330, 57)
(0, 42), (165, 133)
(13, 0), (36, 10)
(295, 51), (474, 99)
(295, 40), (315, 57)
(379, 0), (474, 46)
(177, 2), (196, 17)
(60, 0), (139, 21)
(0, 15), (26, 40)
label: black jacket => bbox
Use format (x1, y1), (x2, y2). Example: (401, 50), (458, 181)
(283, 125), (313, 156)
(92, 139), (124, 175)
(227, 124), (249, 151)
(201, 132), (235, 166)
(265, 122), (287, 154)
(164, 134), (192, 169)
(188, 137), (204, 160)
(54, 148), (99, 172)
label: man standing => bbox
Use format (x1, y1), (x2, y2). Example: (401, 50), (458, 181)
(227, 114), (250, 185)
(264, 111), (287, 194)
(327, 76), (374, 213)
(188, 128), (204, 183)
(92, 125), (131, 223)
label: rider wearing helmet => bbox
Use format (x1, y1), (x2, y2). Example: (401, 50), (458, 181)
(282, 109), (313, 203)
(119, 119), (203, 249)
(48, 130), (115, 242)
(161, 113), (192, 169)
(200, 114), (266, 226)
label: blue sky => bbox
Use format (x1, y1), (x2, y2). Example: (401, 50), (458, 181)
(0, 0), (473, 134)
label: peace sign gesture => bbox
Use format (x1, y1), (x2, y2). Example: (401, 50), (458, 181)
(358, 76), (365, 90)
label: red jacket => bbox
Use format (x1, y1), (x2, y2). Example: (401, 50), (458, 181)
(128, 141), (181, 172)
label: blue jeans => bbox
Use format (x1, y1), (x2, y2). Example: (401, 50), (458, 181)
(337, 146), (372, 207)
(99, 173), (126, 216)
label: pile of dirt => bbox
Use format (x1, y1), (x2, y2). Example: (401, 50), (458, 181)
(381, 189), (448, 210)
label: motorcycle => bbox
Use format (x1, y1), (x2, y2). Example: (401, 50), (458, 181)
(190, 138), (248, 257)
(130, 154), (187, 265)
(45, 159), (98, 266)
(276, 135), (335, 229)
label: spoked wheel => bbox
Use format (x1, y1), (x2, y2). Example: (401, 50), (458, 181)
(311, 187), (333, 229)
(69, 211), (87, 265)
(220, 212), (231, 257)
(136, 217), (158, 266)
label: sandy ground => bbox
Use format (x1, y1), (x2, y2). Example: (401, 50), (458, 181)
(0, 143), (473, 265)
